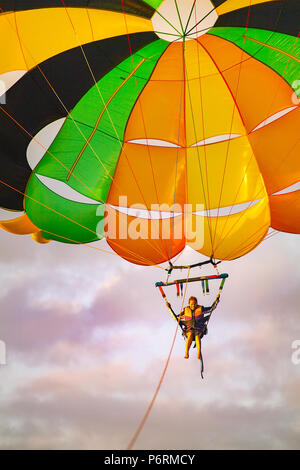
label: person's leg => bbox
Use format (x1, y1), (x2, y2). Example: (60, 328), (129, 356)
(195, 334), (201, 360)
(185, 332), (193, 358)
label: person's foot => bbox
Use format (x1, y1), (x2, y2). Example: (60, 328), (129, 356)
(184, 354), (189, 359)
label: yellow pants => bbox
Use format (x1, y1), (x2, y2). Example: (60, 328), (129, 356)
(185, 331), (201, 359)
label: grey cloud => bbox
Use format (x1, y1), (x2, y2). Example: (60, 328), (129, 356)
(0, 227), (300, 449)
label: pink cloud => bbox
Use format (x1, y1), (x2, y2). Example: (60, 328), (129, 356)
(0, 229), (300, 449)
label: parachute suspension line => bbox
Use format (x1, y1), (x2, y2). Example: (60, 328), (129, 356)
(85, 8), (95, 41)
(37, 62), (121, 188)
(222, 223), (269, 260)
(60, 1), (160, 231)
(213, 114), (300, 257)
(213, 156), (255, 250)
(3, 3), (169, 265)
(204, 17), (297, 256)
(0, 8), (126, 196)
(0, 105), (104, 204)
(210, 72), (300, 257)
(206, 5), (294, 252)
(263, 229), (280, 242)
(0, 11), (180, 269)
(193, 5), (214, 250)
(166, 255), (221, 276)
(184, 56), (215, 253)
(214, 193), (274, 259)
(186, 25), (214, 39)
(174, 0), (185, 36)
(209, 2), (288, 258)
(169, 38), (186, 261)
(250, 229), (281, 248)
(213, 107), (300, 257)
(120, 0), (165, 239)
(41, 230), (164, 268)
(222, 168), (294, 260)
(74, 0), (172, 264)
(126, 267), (191, 451)
(119, 3), (197, 264)
(169, 249), (185, 269)
(184, 0), (197, 36)
(0, 109), (167, 263)
(207, 2), (253, 252)
(0, 177), (98, 236)
(0, 105), (167, 263)
(152, 30), (182, 38)
(153, 8), (182, 37)
(40, 230), (154, 263)
(0, 8), (126, 193)
(65, 57), (147, 181)
(0, 176), (166, 268)
(12, 10), (28, 69)
(119, 0), (180, 264)
(185, 2), (219, 37)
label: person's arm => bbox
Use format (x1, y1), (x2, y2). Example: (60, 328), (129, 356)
(165, 301), (178, 322)
(202, 294), (220, 315)
(165, 302), (185, 325)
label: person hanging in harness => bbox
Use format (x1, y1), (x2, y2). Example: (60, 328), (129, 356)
(166, 294), (220, 359)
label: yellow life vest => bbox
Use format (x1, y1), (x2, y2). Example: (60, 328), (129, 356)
(183, 305), (203, 321)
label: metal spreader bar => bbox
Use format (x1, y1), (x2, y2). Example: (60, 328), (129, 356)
(156, 273), (228, 288)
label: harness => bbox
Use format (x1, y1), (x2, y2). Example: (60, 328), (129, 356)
(181, 307), (212, 379)
(156, 264), (228, 379)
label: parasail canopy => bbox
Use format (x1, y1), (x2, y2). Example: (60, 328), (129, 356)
(0, 0), (299, 265)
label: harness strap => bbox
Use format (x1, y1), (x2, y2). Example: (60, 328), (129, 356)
(201, 280), (205, 294)
(200, 351), (204, 379)
(158, 285), (166, 299)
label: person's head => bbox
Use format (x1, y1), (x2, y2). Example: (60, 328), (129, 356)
(188, 296), (198, 310)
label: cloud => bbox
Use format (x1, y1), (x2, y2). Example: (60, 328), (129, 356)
(1, 354), (300, 450)
(0, 229), (300, 449)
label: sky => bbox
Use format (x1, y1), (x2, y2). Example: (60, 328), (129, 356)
(0, 222), (299, 450)
(1, 0), (300, 453)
